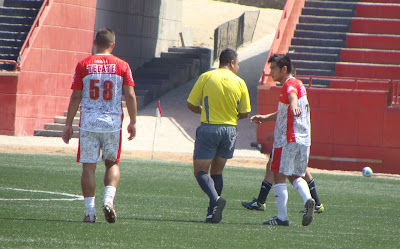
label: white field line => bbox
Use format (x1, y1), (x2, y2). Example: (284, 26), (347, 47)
(0, 187), (83, 201)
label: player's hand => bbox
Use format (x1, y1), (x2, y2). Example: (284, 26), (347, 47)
(291, 105), (302, 117)
(127, 123), (136, 140)
(250, 115), (265, 124)
(62, 125), (73, 144)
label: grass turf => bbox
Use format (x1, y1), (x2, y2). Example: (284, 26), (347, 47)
(0, 153), (399, 248)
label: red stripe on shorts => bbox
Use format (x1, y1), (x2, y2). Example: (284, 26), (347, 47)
(271, 147), (283, 173)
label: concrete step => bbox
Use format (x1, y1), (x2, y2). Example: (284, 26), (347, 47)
(4, 0), (44, 9)
(0, 23), (31, 32)
(304, 1), (357, 9)
(34, 129), (79, 138)
(0, 7), (40, 17)
(0, 30), (28, 40)
(291, 37), (346, 48)
(294, 30), (347, 40)
(301, 7), (355, 17)
(44, 123), (80, 131)
(295, 68), (335, 76)
(292, 60), (336, 70)
(0, 53), (18, 60)
(63, 111), (80, 117)
(0, 38), (23, 47)
(287, 52), (340, 62)
(298, 77), (331, 88)
(0, 46), (19, 54)
(296, 23), (349, 33)
(54, 116), (80, 125)
(168, 46), (212, 72)
(289, 45), (341, 54)
(146, 57), (201, 79)
(0, 15), (35, 25)
(161, 52), (209, 73)
(0, 62), (16, 71)
(299, 15), (351, 25)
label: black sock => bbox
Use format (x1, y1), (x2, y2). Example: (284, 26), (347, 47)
(308, 179), (321, 206)
(211, 174), (223, 196)
(196, 171), (219, 205)
(257, 180), (272, 204)
(209, 174), (223, 209)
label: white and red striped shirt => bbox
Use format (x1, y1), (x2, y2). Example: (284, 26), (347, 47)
(273, 77), (311, 148)
(71, 54), (134, 132)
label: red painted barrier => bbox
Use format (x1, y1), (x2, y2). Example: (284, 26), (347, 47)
(336, 63), (400, 79)
(340, 49), (400, 65)
(346, 33), (400, 50)
(257, 86), (400, 174)
(350, 19), (400, 35)
(355, 3), (400, 19)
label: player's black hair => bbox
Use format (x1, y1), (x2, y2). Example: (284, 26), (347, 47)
(268, 54), (292, 73)
(219, 48), (238, 66)
(95, 28), (116, 50)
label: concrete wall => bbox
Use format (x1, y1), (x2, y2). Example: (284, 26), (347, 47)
(216, 0), (286, 10)
(95, 0), (182, 70)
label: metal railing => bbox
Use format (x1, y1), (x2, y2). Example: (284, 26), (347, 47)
(0, 0), (49, 71)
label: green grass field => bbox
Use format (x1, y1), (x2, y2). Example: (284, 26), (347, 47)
(0, 153), (399, 248)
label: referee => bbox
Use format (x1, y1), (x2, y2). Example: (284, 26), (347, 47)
(187, 48), (251, 223)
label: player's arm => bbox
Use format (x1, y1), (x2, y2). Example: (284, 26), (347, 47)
(187, 102), (202, 114)
(62, 90), (82, 144)
(238, 112), (250, 119)
(124, 85), (137, 140)
(250, 111), (278, 124)
(288, 92), (301, 117)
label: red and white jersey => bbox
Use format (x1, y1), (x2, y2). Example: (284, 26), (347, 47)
(71, 54), (134, 132)
(274, 77), (311, 148)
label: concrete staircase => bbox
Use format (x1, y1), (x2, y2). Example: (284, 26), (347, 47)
(0, 0), (43, 71)
(34, 46), (212, 138)
(288, 0), (357, 87)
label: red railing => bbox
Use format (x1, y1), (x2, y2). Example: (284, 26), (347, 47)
(0, 0), (49, 71)
(263, 74), (400, 105)
(19, 0), (49, 63)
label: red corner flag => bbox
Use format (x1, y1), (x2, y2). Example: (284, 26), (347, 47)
(156, 100), (162, 119)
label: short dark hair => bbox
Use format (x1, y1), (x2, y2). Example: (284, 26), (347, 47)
(95, 28), (115, 50)
(268, 54), (292, 73)
(219, 48), (238, 66)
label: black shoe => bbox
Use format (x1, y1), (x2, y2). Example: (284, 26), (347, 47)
(206, 197), (226, 224)
(263, 216), (289, 226)
(302, 199), (315, 226)
(241, 198), (266, 211)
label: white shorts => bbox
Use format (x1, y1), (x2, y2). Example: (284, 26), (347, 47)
(77, 130), (122, 163)
(271, 142), (310, 177)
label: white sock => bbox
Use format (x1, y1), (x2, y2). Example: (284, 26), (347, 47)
(274, 183), (288, 221)
(292, 177), (312, 205)
(103, 186), (116, 205)
(84, 197), (96, 216)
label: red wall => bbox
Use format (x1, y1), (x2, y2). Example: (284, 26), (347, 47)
(0, 74), (18, 135)
(0, 0), (97, 135)
(257, 86), (400, 174)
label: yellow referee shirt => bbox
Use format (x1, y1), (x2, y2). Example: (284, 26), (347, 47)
(187, 68), (251, 126)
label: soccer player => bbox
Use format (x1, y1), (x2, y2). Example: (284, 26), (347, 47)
(249, 54), (314, 226)
(241, 139), (324, 213)
(187, 48), (251, 223)
(62, 28), (137, 223)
